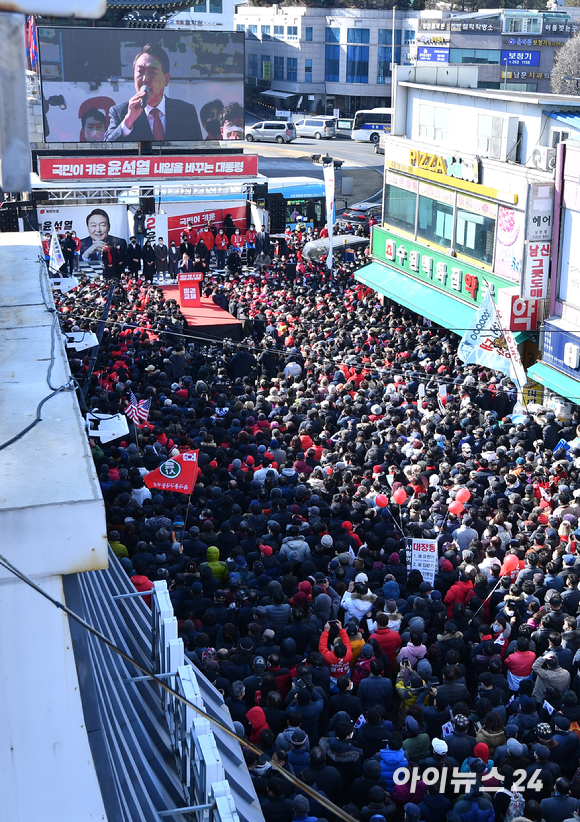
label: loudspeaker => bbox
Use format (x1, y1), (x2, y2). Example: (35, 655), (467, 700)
(266, 193), (286, 233)
(140, 196), (155, 214)
(252, 183), (268, 202)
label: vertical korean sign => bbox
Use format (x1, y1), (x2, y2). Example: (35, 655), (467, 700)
(411, 538), (438, 585)
(323, 162), (335, 271)
(521, 182), (554, 300)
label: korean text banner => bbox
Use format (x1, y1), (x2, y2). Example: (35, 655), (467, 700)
(38, 155), (257, 182)
(38, 27), (244, 144)
(37, 204), (130, 263)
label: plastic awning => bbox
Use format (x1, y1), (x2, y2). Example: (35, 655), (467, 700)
(260, 89), (297, 99)
(356, 261), (476, 334)
(544, 110), (580, 131)
(528, 362), (580, 403)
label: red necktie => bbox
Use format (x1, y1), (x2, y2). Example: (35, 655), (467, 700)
(150, 108), (164, 141)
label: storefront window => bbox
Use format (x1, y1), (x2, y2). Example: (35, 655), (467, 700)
(455, 208), (495, 265)
(417, 195), (453, 248)
(384, 183), (416, 234)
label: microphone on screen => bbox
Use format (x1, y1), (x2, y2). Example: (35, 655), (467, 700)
(140, 85), (150, 110)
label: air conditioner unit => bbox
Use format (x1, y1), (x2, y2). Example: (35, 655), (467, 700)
(530, 146), (557, 171)
(477, 114), (519, 161)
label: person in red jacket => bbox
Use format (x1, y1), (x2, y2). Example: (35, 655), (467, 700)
(444, 574), (474, 618)
(131, 563), (154, 607)
(318, 620), (353, 691)
(214, 228), (229, 270)
(230, 227), (245, 253)
(245, 224), (257, 266)
(369, 612), (402, 668)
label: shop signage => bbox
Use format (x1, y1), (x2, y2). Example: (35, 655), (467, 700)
(543, 321), (580, 380)
(542, 19), (579, 37)
(417, 46), (449, 64)
(418, 20), (450, 31)
(522, 242), (550, 300)
(450, 18), (501, 33)
(501, 50), (540, 67)
(506, 37), (563, 47)
(38, 155), (258, 182)
(372, 225), (514, 306)
(523, 380), (543, 405)
(409, 150), (480, 184)
(496, 286), (538, 332)
(527, 182), (554, 242)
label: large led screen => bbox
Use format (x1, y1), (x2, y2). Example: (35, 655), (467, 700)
(38, 27), (244, 144)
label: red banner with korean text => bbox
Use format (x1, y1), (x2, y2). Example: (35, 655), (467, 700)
(38, 155), (258, 182)
(178, 272), (204, 308)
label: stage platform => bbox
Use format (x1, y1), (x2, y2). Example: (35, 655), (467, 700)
(160, 285), (242, 342)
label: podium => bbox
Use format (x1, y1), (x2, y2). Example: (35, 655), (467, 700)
(178, 272), (204, 308)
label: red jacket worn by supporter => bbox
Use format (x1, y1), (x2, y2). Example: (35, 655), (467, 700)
(319, 628), (353, 678)
(231, 231), (245, 249)
(369, 626), (402, 667)
(246, 229), (256, 247)
(444, 578), (474, 618)
(215, 234), (229, 251)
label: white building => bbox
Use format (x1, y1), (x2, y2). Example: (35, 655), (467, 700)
(235, 5), (416, 117)
(357, 67), (580, 408)
(167, 0), (247, 32)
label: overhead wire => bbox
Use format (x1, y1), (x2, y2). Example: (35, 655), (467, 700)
(0, 550), (357, 822)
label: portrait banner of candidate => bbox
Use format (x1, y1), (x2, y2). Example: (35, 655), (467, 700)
(37, 205), (130, 263)
(38, 27), (244, 144)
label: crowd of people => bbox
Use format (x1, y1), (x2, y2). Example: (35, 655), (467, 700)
(54, 217), (580, 822)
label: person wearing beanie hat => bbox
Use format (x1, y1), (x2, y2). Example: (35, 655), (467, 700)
(292, 795), (317, 822)
(403, 715), (431, 762)
(403, 802), (421, 822)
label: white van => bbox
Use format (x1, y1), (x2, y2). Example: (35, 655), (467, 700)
(294, 117), (336, 139)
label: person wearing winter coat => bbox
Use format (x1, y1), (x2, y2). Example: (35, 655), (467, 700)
(369, 612), (402, 667)
(279, 528), (311, 564)
(341, 581), (376, 623)
(397, 634), (427, 669)
(246, 706), (270, 744)
(319, 621), (353, 687)
(198, 546), (229, 584)
(376, 733), (408, 792)
(444, 575), (474, 618)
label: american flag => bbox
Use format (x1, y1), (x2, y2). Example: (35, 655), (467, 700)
(125, 391), (151, 423)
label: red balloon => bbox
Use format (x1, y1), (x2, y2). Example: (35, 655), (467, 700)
(393, 488), (407, 505)
(375, 494), (388, 508)
(456, 488), (471, 504)
(449, 500), (464, 515)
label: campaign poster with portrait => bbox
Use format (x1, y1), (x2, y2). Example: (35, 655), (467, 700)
(38, 27), (244, 144)
(37, 204), (130, 262)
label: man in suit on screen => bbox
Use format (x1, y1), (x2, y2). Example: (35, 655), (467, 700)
(105, 43), (202, 142)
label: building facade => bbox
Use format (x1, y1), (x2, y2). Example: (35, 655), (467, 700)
(167, 0), (247, 32)
(235, 5), (416, 116)
(235, 7), (580, 118)
(357, 68), (580, 406)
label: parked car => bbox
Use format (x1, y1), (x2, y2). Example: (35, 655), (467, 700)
(245, 121), (296, 143)
(294, 117), (336, 139)
(303, 235), (369, 261)
(338, 202), (382, 229)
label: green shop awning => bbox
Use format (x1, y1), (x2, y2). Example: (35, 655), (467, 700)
(527, 362), (580, 403)
(356, 261), (476, 334)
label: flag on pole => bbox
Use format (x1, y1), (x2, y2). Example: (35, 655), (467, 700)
(323, 162), (335, 271)
(26, 17), (38, 72)
(49, 227), (65, 272)
(125, 390), (151, 423)
(144, 451), (199, 494)
(457, 287), (526, 390)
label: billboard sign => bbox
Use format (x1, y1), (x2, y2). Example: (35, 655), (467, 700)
(38, 27), (244, 144)
(494, 206), (525, 282)
(501, 50), (540, 67)
(37, 205), (130, 262)
(543, 320), (580, 380)
(162, 201), (247, 246)
(416, 46), (449, 64)
(38, 154), (257, 181)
